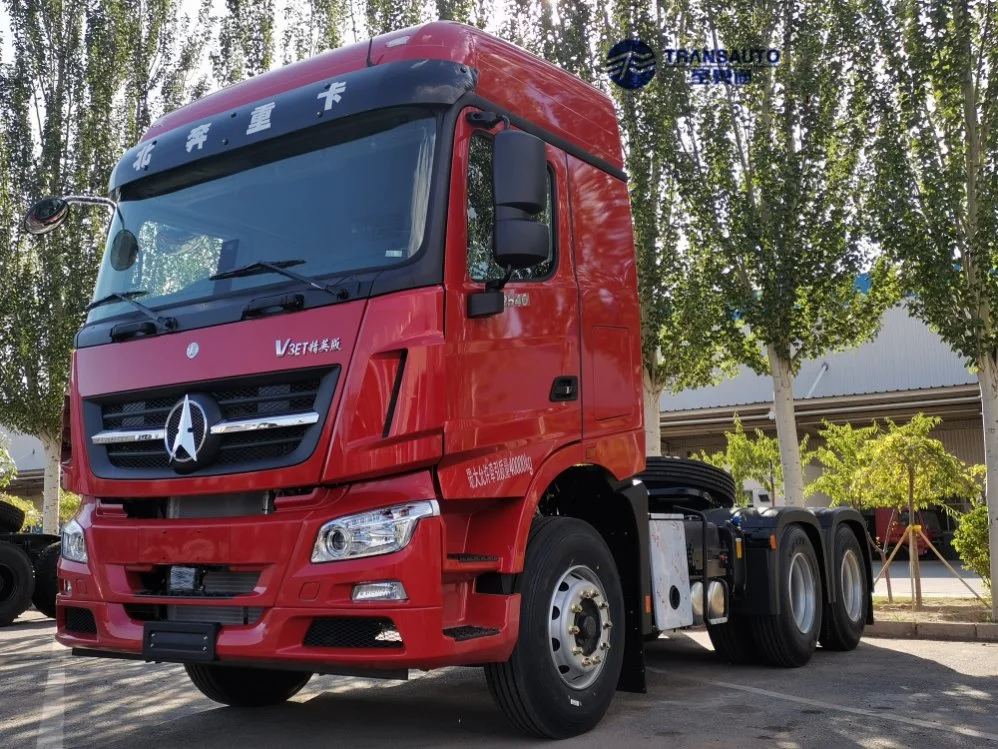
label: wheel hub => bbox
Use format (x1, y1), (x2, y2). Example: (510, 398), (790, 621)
(548, 565), (612, 690)
(840, 548), (863, 622)
(788, 551), (816, 634)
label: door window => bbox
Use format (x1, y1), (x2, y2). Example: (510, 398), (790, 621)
(466, 132), (554, 282)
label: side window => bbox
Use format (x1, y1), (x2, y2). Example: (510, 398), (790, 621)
(466, 132), (554, 282)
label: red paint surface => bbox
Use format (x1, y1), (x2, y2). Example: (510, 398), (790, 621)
(59, 22), (644, 670)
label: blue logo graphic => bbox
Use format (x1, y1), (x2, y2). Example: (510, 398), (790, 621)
(605, 39), (657, 90)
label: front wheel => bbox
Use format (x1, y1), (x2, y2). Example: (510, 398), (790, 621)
(485, 516), (625, 739)
(185, 664), (312, 707)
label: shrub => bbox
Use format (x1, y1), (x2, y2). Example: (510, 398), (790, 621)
(951, 499), (991, 592)
(59, 490), (82, 524)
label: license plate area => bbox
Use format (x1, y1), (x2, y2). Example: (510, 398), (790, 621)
(143, 620), (219, 662)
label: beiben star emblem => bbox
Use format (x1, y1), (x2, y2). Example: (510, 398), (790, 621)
(165, 395), (207, 465)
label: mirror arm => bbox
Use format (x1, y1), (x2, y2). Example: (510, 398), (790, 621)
(485, 265), (514, 292)
(62, 195), (117, 211)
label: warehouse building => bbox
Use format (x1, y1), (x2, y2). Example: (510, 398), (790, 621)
(658, 302), (983, 550)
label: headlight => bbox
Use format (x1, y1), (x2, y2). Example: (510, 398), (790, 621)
(311, 500), (439, 563)
(61, 518), (88, 564)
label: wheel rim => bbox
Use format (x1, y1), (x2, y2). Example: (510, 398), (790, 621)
(0, 563), (19, 605)
(840, 548), (863, 622)
(548, 564), (612, 690)
(788, 552), (816, 634)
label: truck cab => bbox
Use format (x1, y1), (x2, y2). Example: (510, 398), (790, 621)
(31, 21), (872, 740)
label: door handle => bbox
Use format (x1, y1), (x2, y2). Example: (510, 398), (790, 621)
(550, 376), (578, 402)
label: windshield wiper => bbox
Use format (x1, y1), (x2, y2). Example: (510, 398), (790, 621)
(210, 260), (354, 300)
(86, 290), (178, 332)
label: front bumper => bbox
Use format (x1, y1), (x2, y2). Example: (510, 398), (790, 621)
(55, 483), (519, 671)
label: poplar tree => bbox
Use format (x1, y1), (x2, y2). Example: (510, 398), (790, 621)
(0, 0), (121, 532)
(657, 0), (898, 498)
(864, 0), (998, 617)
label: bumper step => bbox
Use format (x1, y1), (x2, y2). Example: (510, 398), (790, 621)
(443, 553), (501, 575)
(443, 625), (501, 642)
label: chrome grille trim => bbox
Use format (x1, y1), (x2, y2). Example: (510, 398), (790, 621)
(91, 411), (319, 445)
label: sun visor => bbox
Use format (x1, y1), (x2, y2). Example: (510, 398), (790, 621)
(109, 58), (478, 193)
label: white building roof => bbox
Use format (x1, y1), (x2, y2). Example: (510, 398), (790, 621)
(660, 304), (976, 413)
(1, 428), (44, 472)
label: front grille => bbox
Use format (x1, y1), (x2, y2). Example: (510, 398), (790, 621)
(64, 607), (97, 635)
(135, 566), (261, 598)
(123, 603), (264, 626)
(85, 366), (339, 479)
(303, 617), (403, 649)
(166, 605), (264, 626)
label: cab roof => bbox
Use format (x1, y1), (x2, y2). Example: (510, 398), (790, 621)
(143, 21), (623, 173)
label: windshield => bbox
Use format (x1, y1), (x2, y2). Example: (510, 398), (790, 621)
(87, 109), (437, 323)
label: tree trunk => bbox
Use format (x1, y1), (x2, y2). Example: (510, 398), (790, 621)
(41, 434), (61, 535)
(908, 466), (922, 610)
(643, 369), (663, 457)
(976, 362), (998, 621)
(767, 345), (805, 507)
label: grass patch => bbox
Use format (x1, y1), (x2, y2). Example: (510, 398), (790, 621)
(873, 595), (993, 624)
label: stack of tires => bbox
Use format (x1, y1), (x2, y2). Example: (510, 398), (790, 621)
(0, 499), (61, 626)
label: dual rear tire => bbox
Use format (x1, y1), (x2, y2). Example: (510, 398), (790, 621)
(709, 523), (866, 668)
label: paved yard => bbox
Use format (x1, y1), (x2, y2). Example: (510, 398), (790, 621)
(2, 610), (996, 749)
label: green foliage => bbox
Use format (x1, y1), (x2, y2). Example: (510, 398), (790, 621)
(609, 1), (742, 398)
(952, 499), (992, 592)
(805, 421), (880, 509)
(864, 0), (998, 368)
(661, 0), (900, 379)
(697, 416), (808, 504)
(854, 415), (983, 512)
(59, 489), (82, 525)
(211, 0), (276, 85)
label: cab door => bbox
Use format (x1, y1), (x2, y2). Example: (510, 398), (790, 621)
(438, 109), (581, 499)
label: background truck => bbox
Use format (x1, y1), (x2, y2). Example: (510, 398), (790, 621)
(0, 499), (61, 624)
(24, 21), (873, 739)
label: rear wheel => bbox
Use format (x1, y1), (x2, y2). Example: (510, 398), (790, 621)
(819, 526), (867, 651)
(484, 516), (625, 739)
(32, 542), (62, 619)
(0, 542), (35, 626)
(185, 664), (312, 707)
(750, 525), (822, 668)
(706, 615), (757, 664)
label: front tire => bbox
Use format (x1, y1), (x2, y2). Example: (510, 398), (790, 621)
(185, 664), (312, 707)
(750, 524), (822, 668)
(485, 516), (625, 739)
(819, 525), (867, 651)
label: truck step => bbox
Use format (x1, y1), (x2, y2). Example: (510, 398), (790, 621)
(447, 554), (499, 562)
(443, 625), (501, 641)
(443, 554), (501, 575)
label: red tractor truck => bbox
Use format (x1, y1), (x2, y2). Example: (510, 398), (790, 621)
(24, 21), (873, 739)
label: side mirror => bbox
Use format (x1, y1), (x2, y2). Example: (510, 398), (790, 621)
(492, 129), (548, 270)
(23, 197), (70, 236)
